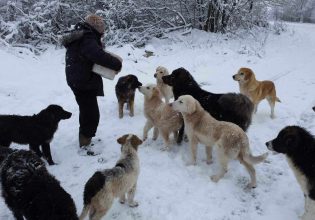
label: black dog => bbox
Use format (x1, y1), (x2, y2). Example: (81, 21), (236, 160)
(0, 150), (78, 220)
(266, 126), (315, 219)
(162, 68), (254, 131)
(0, 147), (15, 166)
(0, 105), (72, 165)
(115, 74), (142, 118)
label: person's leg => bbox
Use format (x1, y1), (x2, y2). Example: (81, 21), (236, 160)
(74, 91), (100, 146)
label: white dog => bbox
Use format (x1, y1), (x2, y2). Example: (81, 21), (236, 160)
(171, 95), (268, 188)
(154, 66), (173, 103)
(139, 84), (182, 150)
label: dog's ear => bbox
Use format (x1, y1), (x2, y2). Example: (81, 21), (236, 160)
(285, 135), (298, 149)
(117, 134), (129, 145)
(152, 87), (161, 97)
(130, 135), (142, 151)
(186, 98), (197, 114)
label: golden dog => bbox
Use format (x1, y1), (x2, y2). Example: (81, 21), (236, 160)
(233, 67), (280, 118)
(154, 66), (173, 103)
(171, 95), (268, 188)
(139, 84), (182, 150)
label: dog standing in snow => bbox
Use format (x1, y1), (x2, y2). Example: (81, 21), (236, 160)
(170, 95), (268, 188)
(79, 134), (142, 220)
(139, 84), (183, 150)
(154, 66), (173, 103)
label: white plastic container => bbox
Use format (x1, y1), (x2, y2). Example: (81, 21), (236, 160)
(92, 51), (123, 80)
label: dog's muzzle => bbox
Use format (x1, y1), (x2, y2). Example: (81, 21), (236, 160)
(265, 141), (273, 151)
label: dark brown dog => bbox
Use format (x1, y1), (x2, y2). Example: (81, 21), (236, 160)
(115, 75), (142, 118)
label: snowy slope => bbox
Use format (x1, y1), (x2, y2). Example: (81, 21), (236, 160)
(0, 23), (315, 220)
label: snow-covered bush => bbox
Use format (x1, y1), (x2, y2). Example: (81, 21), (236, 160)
(0, 0), (286, 51)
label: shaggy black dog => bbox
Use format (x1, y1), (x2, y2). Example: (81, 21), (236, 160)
(0, 150), (78, 220)
(162, 68), (254, 131)
(0, 105), (72, 165)
(266, 126), (315, 218)
(0, 147), (15, 165)
(115, 74), (142, 118)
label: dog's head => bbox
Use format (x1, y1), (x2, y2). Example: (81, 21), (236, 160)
(170, 95), (199, 114)
(138, 84), (161, 99)
(117, 134), (143, 152)
(154, 66), (169, 82)
(41, 105), (72, 121)
(233, 68), (255, 83)
(265, 126), (311, 155)
(162, 67), (196, 87)
(123, 74), (142, 89)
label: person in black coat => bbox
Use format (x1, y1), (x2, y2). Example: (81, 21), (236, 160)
(63, 14), (122, 153)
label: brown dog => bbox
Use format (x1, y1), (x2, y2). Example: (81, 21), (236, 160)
(115, 75), (142, 118)
(233, 68), (280, 118)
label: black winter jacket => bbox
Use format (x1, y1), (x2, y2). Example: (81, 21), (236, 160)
(64, 22), (122, 96)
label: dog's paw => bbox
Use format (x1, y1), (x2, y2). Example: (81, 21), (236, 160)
(128, 201), (139, 207)
(246, 182), (257, 189)
(206, 159), (213, 165)
(129, 112), (134, 117)
(210, 175), (221, 183)
(48, 160), (56, 166)
(160, 146), (170, 151)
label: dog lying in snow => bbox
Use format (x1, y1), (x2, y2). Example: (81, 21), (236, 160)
(139, 84), (183, 150)
(154, 66), (173, 103)
(79, 134), (142, 220)
(171, 95), (268, 188)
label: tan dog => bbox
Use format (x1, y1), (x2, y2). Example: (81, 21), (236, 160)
(171, 95), (268, 188)
(139, 84), (183, 150)
(154, 66), (173, 103)
(233, 67), (280, 118)
(79, 134), (142, 220)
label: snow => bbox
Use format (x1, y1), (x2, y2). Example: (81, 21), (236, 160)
(0, 23), (315, 220)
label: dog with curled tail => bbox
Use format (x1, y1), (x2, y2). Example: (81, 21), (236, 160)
(79, 134), (142, 220)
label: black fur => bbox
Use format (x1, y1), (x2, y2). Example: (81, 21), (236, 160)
(0, 105), (72, 165)
(115, 74), (142, 103)
(313, 106), (315, 112)
(162, 68), (254, 131)
(115, 74), (142, 118)
(0, 150), (78, 220)
(0, 148), (15, 165)
(266, 126), (315, 199)
(83, 171), (106, 205)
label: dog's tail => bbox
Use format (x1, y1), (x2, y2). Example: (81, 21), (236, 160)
(79, 204), (90, 220)
(276, 97), (281, 102)
(242, 147), (268, 165)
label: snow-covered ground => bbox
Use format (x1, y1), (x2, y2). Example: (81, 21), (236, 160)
(0, 23), (315, 220)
